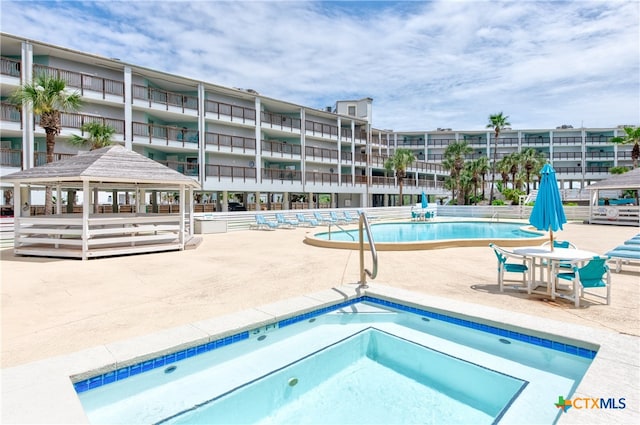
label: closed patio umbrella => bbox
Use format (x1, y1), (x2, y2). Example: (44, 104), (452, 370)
(421, 190), (428, 209)
(529, 163), (567, 250)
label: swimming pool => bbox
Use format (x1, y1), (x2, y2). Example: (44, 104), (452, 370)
(305, 220), (545, 250)
(74, 296), (595, 424)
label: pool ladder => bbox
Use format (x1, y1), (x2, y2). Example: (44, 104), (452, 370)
(358, 212), (378, 289)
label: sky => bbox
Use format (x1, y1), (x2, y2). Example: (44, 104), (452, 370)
(1, 0), (638, 132)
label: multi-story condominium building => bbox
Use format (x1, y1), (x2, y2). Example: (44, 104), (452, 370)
(0, 33), (635, 213)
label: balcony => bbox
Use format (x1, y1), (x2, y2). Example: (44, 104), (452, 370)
(305, 120), (338, 139)
(522, 137), (550, 145)
(33, 64), (124, 101)
(206, 132), (256, 153)
(0, 57), (20, 78)
(132, 84), (198, 113)
(205, 164), (256, 182)
(586, 136), (615, 145)
(427, 139), (455, 147)
(132, 122), (199, 147)
(34, 152), (75, 166)
(262, 168), (302, 184)
(261, 140), (301, 158)
(305, 146), (338, 162)
(305, 171), (338, 186)
(155, 159), (199, 177)
(261, 112), (301, 133)
(553, 136), (582, 145)
(553, 152), (583, 160)
(205, 100), (256, 124)
(371, 176), (395, 187)
(0, 148), (22, 168)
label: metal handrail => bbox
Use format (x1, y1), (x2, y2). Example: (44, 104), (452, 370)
(358, 212), (378, 288)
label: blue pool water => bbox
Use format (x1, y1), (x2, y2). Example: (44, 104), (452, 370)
(315, 221), (540, 243)
(76, 297), (594, 424)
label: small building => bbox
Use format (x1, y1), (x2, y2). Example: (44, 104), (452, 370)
(587, 168), (640, 226)
(3, 145), (201, 259)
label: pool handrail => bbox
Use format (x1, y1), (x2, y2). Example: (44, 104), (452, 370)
(358, 212), (378, 288)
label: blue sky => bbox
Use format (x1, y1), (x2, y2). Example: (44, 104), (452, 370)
(1, 0), (638, 131)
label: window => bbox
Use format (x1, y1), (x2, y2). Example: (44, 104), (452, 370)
(348, 106), (356, 116)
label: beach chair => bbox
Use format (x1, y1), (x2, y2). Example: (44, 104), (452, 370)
(313, 211), (336, 225)
(489, 243), (530, 292)
(296, 213), (318, 227)
(253, 214), (279, 230)
(553, 256), (611, 308)
(342, 211), (358, 223)
(329, 211), (348, 224)
(275, 213), (298, 228)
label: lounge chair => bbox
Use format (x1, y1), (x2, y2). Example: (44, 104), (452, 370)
(252, 214), (279, 230)
(295, 213), (318, 227)
(553, 256), (611, 308)
(329, 211), (348, 224)
(342, 211), (358, 223)
(605, 233), (640, 272)
(275, 213), (298, 228)
(489, 243), (531, 292)
(313, 211), (336, 225)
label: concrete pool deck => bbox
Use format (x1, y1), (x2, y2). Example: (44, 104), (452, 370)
(1, 220), (639, 423)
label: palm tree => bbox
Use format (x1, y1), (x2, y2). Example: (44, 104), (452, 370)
(520, 148), (546, 194)
(496, 156), (512, 188)
(610, 126), (640, 169)
(69, 122), (116, 213)
(474, 156), (490, 200)
(486, 112), (511, 204)
(442, 141), (472, 205)
(9, 74), (82, 214)
(468, 157), (488, 203)
(69, 122), (115, 150)
(384, 148), (415, 206)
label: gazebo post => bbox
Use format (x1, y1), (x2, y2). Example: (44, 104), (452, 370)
(82, 180), (90, 260)
(13, 182), (21, 247)
(179, 184), (185, 249)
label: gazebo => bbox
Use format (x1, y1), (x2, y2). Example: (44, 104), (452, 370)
(587, 168), (640, 226)
(3, 145), (201, 259)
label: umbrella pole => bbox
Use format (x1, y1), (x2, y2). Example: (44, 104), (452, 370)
(549, 227), (554, 251)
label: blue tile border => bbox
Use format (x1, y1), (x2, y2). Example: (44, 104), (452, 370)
(73, 295), (597, 394)
(361, 296), (598, 360)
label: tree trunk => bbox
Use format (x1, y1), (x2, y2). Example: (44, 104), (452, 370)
(44, 129), (57, 215)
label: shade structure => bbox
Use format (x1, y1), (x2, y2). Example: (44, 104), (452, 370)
(421, 190), (428, 209)
(529, 164), (567, 249)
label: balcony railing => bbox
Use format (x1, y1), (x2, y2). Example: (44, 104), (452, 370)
(205, 99), (256, 123)
(371, 176), (395, 186)
(154, 160), (199, 177)
(586, 136), (615, 144)
(553, 137), (582, 144)
(261, 111), (301, 130)
(427, 139), (456, 147)
(261, 140), (301, 157)
(34, 152), (75, 166)
(1, 102), (21, 124)
(0, 148), (22, 167)
(305, 171), (338, 185)
(132, 84), (198, 112)
(48, 112), (125, 139)
(262, 168), (302, 183)
(305, 120), (338, 138)
(33, 64), (124, 99)
(341, 128), (353, 139)
(206, 132), (256, 152)
(0, 57), (20, 78)
(584, 152), (615, 159)
(522, 137), (550, 145)
(305, 146), (338, 161)
(205, 164), (256, 182)
(132, 122), (199, 146)
(553, 152), (583, 160)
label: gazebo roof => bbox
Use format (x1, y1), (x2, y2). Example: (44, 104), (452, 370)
(587, 168), (640, 191)
(2, 145), (201, 188)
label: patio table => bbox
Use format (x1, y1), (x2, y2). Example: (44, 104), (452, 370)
(512, 246), (599, 299)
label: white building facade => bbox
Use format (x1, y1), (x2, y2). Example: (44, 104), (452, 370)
(0, 33), (635, 213)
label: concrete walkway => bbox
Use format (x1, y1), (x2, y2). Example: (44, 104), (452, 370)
(1, 220), (638, 368)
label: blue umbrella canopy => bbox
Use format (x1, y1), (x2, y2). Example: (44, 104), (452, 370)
(421, 190), (428, 209)
(529, 163), (567, 248)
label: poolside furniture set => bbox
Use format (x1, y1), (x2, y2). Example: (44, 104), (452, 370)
(252, 211), (359, 230)
(490, 241), (612, 308)
(605, 233), (640, 272)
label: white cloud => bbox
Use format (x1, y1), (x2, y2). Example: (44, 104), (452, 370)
(1, 0), (638, 131)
